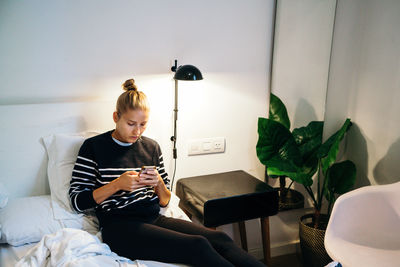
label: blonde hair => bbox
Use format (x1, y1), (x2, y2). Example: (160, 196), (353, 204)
(116, 79), (149, 115)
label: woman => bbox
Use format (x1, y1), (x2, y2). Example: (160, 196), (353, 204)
(69, 79), (265, 267)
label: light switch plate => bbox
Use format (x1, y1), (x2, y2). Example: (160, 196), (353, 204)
(188, 137), (225, 156)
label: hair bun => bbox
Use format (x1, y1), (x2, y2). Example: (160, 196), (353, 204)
(122, 79), (138, 92)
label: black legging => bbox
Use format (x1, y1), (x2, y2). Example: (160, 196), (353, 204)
(101, 215), (265, 267)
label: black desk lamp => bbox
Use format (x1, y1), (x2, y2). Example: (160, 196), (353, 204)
(170, 59), (203, 159)
(169, 59), (203, 190)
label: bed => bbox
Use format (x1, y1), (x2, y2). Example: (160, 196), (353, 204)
(0, 101), (190, 267)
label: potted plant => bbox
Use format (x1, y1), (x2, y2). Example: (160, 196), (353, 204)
(256, 93), (356, 266)
(263, 94), (310, 210)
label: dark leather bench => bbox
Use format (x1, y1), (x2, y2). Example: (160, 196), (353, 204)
(176, 170), (279, 264)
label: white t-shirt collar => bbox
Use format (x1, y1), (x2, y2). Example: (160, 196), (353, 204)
(112, 136), (133, 146)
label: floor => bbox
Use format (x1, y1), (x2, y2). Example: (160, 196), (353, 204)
(269, 253), (303, 267)
(261, 253), (303, 267)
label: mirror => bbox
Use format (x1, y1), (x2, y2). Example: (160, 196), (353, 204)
(267, 0), (338, 199)
(269, 0), (337, 127)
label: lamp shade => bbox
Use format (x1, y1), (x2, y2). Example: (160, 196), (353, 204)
(173, 65), (203, 81)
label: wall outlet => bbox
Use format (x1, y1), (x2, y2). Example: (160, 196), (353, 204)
(188, 137), (225, 156)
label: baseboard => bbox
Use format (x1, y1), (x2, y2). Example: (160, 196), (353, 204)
(249, 240), (300, 259)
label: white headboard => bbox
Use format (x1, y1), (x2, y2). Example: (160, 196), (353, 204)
(0, 101), (116, 198)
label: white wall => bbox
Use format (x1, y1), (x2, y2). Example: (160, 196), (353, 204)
(324, 0), (400, 187)
(0, 0), (275, 258)
(0, 0), (274, 182)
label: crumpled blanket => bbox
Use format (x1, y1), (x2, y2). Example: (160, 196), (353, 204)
(16, 228), (132, 267)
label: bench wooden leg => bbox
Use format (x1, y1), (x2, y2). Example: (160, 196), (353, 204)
(261, 217), (271, 266)
(238, 221), (248, 251)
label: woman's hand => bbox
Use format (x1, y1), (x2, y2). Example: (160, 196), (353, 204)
(115, 171), (146, 191)
(138, 169), (161, 187)
(93, 170), (141, 204)
(141, 169), (171, 207)
(93, 170), (158, 204)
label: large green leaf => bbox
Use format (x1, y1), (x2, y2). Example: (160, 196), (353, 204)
(256, 118), (300, 165)
(269, 93), (291, 129)
(292, 121), (324, 161)
(256, 118), (314, 186)
(317, 119), (352, 174)
(324, 160), (356, 202)
(267, 164), (314, 186)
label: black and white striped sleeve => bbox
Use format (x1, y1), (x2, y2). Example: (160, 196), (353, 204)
(69, 140), (98, 212)
(154, 144), (170, 190)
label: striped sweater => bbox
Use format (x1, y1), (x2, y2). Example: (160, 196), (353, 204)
(68, 130), (169, 221)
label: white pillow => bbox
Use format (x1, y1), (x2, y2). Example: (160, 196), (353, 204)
(0, 196), (63, 246)
(0, 195), (99, 246)
(42, 132), (99, 220)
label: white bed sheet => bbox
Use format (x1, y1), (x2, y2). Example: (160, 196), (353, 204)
(0, 193), (192, 267)
(0, 242), (189, 267)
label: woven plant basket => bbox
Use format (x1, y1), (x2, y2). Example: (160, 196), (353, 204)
(299, 214), (332, 267)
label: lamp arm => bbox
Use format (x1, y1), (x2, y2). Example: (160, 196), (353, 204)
(171, 59), (178, 72)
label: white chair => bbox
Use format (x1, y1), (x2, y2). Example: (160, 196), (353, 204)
(325, 182), (400, 267)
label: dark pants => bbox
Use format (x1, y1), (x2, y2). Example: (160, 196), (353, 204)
(101, 215), (265, 267)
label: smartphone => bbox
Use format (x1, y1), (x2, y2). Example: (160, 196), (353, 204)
(139, 165), (156, 176)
